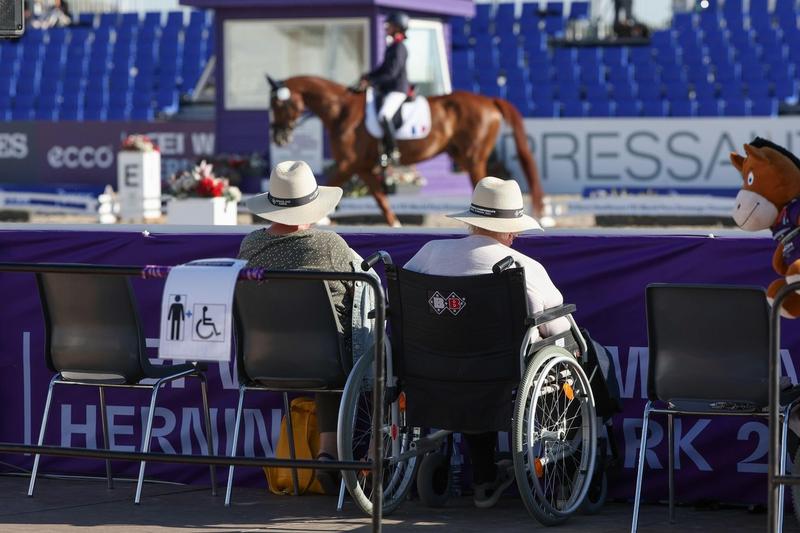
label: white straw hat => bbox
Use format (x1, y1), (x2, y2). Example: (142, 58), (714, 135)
(448, 176), (542, 233)
(246, 161), (342, 225)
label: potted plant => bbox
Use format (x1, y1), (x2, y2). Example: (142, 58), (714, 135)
(166, 160), (242, 225)
(117, 134), (162, 222)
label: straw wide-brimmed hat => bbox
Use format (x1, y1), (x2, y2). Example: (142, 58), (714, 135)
(448, 176), (542, 233)
(246, 161), (342, 225)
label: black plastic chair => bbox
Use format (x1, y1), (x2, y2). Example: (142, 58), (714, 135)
(631, 284), (800, 532)
(225, 278), (350, 505)
(31, 272), (216, 504)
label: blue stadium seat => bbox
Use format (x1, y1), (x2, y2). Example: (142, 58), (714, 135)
(633, 63), (658, 83)
(615, 99), (640, 117)
(774, 80), (798, 102)
(83, 106), (107, 121)
(554, 65), (578, 83)
(686, 65), (710, 84)
(637, 82), (662, 100)
(641, 99), (668, 116)
(719, 82), (745, 99)
(607, 64), (632, 84)
(568, 2), (590, 20)
(78, 13), (95, 26)
(495, 3), (516, 34)
(556, 81), (581, 101)
(472, 4), (491, 35)
(750, 97), (778, 115)
(478, 82), (502, 98)
(723, 98), (751, 115)
(35, 106), (57, 121)
(107, 107), (130, 120)
(509, 97), (534, 116)
(747, 80), (771, 99)
(693, 81), (717, 100)
(665, 82), (690, 100)
(587, 100), (615, 117)
(584, 83), (609, 101)
(602, 46), (628, 67)
(58, 106), (82, 121)
(579, 67), (604, 86)
(561, 98), (587, 117)
(498, 46), (524, 69)
(522, 31), (546, 52)
(451, 17), (469, 48)
(672, 12), (695, 33)
(612, 81), (637, 100)
(531, 83), (555, 101)
(143, 11), (161, 28)
(166, 11), (185, 29)
(714, 63), (742, 83)
(669, 99), (697, 117)
(651, 31), (674, 49)
(696, 98), (723, 116)
(660, 67), (687, 83)
(544, 16), (565, 36)
(131, 106), (155, 121)
(529, 65), (552, 83)
(532, 99), (558, 118)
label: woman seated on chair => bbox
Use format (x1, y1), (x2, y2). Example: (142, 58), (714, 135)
(404, 176), (571, 509)
(238, 160), (368, 495)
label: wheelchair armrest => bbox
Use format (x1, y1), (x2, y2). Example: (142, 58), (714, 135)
(526, 304), (576, 327)
(367, 307), (390, 320)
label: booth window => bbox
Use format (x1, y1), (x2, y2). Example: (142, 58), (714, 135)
(223, 18), (369, 110)
(406, 19), (451, 96)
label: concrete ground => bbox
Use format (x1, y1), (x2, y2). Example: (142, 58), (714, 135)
(0, 474), (794, 532)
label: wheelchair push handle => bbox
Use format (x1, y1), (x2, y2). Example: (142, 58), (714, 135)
(492, 256), (515, 274)
(361, 250), (394, 271)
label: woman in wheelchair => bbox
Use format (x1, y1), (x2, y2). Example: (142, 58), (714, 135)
(238, 160), (356, 494)
(404, 176), (572, 508)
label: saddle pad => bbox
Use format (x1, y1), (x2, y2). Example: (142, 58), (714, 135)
(365, 88), (431, 140)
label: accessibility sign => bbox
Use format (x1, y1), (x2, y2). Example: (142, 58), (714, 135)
(158, 258), (247, 362)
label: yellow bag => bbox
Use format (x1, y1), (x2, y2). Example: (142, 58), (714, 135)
(264, 396), (325, 495)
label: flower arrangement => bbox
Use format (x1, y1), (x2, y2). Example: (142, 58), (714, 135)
(121, 134), (160, 152)
(169, 160), (242, 203)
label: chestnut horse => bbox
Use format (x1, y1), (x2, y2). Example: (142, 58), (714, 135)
(268, 75), (543, 227)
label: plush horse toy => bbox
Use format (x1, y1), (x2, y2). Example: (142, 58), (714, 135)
(731, 137), (800, 317)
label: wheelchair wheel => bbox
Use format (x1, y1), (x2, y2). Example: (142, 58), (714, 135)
(416, 452), (451, 508)
(338, 351), (418, 516)
(512, 346), (597, 526)
(792, 444), (800, 527)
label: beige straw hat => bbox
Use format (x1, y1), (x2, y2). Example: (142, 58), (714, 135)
(246, 161), (342, 225)
(448, 176), (542, 233)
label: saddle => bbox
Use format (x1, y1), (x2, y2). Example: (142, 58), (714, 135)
(365, 88), (431, 141)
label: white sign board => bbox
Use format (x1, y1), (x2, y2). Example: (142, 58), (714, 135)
(497, 116), (800, 195)
(117, 151), (162, 221)
(159, 258), (247, 362)
(269, 117), (324, 175)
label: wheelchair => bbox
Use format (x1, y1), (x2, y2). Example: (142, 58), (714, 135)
(336, 250), (599, 525)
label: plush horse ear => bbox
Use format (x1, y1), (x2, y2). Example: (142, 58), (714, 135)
(266, 75), (280, 91)
(730, 152), (745, 172)
(743, 143), (768, 162)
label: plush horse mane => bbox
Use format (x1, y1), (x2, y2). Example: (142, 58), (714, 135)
(750, 137), (800, 172)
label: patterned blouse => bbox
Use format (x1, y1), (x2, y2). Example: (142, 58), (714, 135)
(237, 228), (354, 356)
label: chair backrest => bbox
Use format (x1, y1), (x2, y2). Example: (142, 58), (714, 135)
(37, 273), (146, 384)
(646, 284), (770, 407)
(234, 279), (347, 390)
(386, 265), (528, 431)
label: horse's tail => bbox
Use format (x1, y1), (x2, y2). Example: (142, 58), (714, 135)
(493, 98), (544, 216)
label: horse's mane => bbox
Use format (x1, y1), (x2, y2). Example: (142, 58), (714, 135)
(751, 137), (800, 172)
(287, 75), (349, 96)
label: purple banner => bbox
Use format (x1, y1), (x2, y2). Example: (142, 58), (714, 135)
(0, 121), (215, 192)
(0, 228), (796, 504)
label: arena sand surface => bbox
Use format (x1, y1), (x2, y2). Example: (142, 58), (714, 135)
(0, 474), (790, 532)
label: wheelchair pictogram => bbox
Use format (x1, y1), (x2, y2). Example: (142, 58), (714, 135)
(191, 303), (226, 342)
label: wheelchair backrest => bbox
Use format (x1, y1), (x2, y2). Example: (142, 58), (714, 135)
(234, 279), (348, 390)
(646, 284), (770, 407)
(36, 272), (146, 384)
(386, 265), (529, 431)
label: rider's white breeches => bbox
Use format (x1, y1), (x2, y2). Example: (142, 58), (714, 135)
(377, 91), (407, 123)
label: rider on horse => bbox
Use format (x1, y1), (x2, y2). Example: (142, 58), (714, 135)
(358, 12), (410, 168)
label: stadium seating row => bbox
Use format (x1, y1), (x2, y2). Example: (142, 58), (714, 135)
(0, 10), (213, 121)
(452, 0), (800, 117)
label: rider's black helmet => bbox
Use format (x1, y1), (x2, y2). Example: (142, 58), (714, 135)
(386, 12), (410, 33)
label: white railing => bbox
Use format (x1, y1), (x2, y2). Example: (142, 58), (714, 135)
(68, 0), (191, 14)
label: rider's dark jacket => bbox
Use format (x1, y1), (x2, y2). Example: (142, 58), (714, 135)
(366, 37), (409, 94)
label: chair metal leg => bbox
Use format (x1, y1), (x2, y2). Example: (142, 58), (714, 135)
(337, 477), (346, 512)
(283, 393), (300, 496)
(225, 385), (246, 507)
(668, 413), (675, 524)
(778, 405), (793, 533)
(99, 386), (114, 489)
(199, 373), (217, 496)
(631, 401), (652, 533)
(28, 375), (58, 497)
(135, 381), (163, 504)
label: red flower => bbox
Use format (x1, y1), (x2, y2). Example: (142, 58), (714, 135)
(196, 177), (220, 197)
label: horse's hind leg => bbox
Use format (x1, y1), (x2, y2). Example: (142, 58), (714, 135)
(359, 171), (401, 227)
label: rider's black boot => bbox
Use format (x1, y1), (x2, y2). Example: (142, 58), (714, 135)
(380, 117), (400, 168)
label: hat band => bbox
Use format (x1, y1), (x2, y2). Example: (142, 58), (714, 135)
(469, 203), (524, 219)
(268, 187), (319, 208)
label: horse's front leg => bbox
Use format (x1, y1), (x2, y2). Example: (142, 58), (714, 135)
(359, 171), (400, 227)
